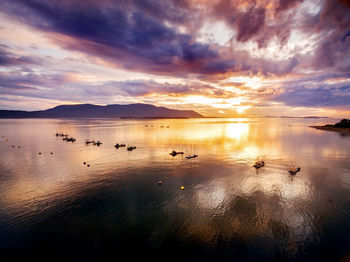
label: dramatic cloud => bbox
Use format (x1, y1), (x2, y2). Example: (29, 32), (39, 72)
(0, 0), (349, 116)
(0, 44), (39, 66)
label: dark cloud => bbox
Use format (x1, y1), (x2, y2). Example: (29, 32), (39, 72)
(0, 0), (229, 76)
(236, 7), (266, 42)
(0, 71), (71, 94)
(0, 45), (38, 66)
(276, 0), (304, 14)
(0, 71), (237, 103)
(1, 0), (349, 78)
(273, 85), (350, 107)
(270, 72), (350, 107)
(0, 0), (349, 113)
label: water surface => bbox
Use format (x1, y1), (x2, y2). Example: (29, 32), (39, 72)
(1, 118), (350, 261)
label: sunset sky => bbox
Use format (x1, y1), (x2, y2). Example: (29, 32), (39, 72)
(0, 0), (349, 117)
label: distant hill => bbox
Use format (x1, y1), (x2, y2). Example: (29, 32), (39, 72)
(0, 103), (204, 119)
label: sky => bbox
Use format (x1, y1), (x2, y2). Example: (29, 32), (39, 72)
(0, 0), (349, 117)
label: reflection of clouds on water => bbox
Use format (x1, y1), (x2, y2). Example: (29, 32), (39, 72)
(1, 118), (350, 260)
(176, 167), (317, 248)
(240, 170), (312, 201)
(341, 173), (350, 189)
(194, 179), (227, 210)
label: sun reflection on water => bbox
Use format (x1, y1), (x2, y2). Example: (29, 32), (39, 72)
(1, 118), (350, 260)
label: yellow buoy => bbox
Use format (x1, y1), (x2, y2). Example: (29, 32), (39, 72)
(180, 186), (184, 190)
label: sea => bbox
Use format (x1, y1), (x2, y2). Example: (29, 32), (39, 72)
(0, 117), (350, 261)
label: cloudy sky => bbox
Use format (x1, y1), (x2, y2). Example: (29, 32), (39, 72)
(0, 0), (349, 117)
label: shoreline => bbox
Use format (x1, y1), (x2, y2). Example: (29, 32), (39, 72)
(310, 125), (350, 134)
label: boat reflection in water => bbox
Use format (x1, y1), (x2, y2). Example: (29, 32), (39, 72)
(0, 118), (350, 261)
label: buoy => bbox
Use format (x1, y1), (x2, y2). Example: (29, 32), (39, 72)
(83, 162), (86, 165)
(180, 186), (184, 190)
(158, 180), (162, 185)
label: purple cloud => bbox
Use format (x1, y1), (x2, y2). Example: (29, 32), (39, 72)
(0, 0), (349, 114)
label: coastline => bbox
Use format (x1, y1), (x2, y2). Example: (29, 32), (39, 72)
(310, 125), (350, 134)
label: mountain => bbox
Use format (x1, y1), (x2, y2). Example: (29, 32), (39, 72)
(0, 103), (203, 118)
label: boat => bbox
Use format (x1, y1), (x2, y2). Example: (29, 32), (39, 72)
(186, 154), (198, 159)
(66, 137), (76, 142)
(185, 144), (198, 159)
(127, 146), (136, 151)
(253, 160), (265, 168)
(114, 143), (126, 148)
(85, 139), (93, 144)
(56, 133), (68, 137)
(93, 141), (102, 146)
(169, 151), (184, 156)
(288, 167), (301, 175)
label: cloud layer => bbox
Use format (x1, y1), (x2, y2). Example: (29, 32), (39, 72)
(0, 0), (349, 116)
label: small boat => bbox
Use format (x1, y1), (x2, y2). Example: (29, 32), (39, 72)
(169, 151), (184, 156)
(288, 167), (301, 175)
(114, 143), (126, 148)
(186, 154), (198, 159)
(85, 139), (93, 144)
(161, 126), (164, 128)
(66, 137), (76, 142)
(253, 160), (265, 168)
(93, 141), (102, 146)
(127, 146), (136, 151)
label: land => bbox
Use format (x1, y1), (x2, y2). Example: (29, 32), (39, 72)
(0, 103), (203, 119)
(310, 119), (350, 134)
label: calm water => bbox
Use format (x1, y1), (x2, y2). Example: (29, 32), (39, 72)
(1, 118), (350, 261)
